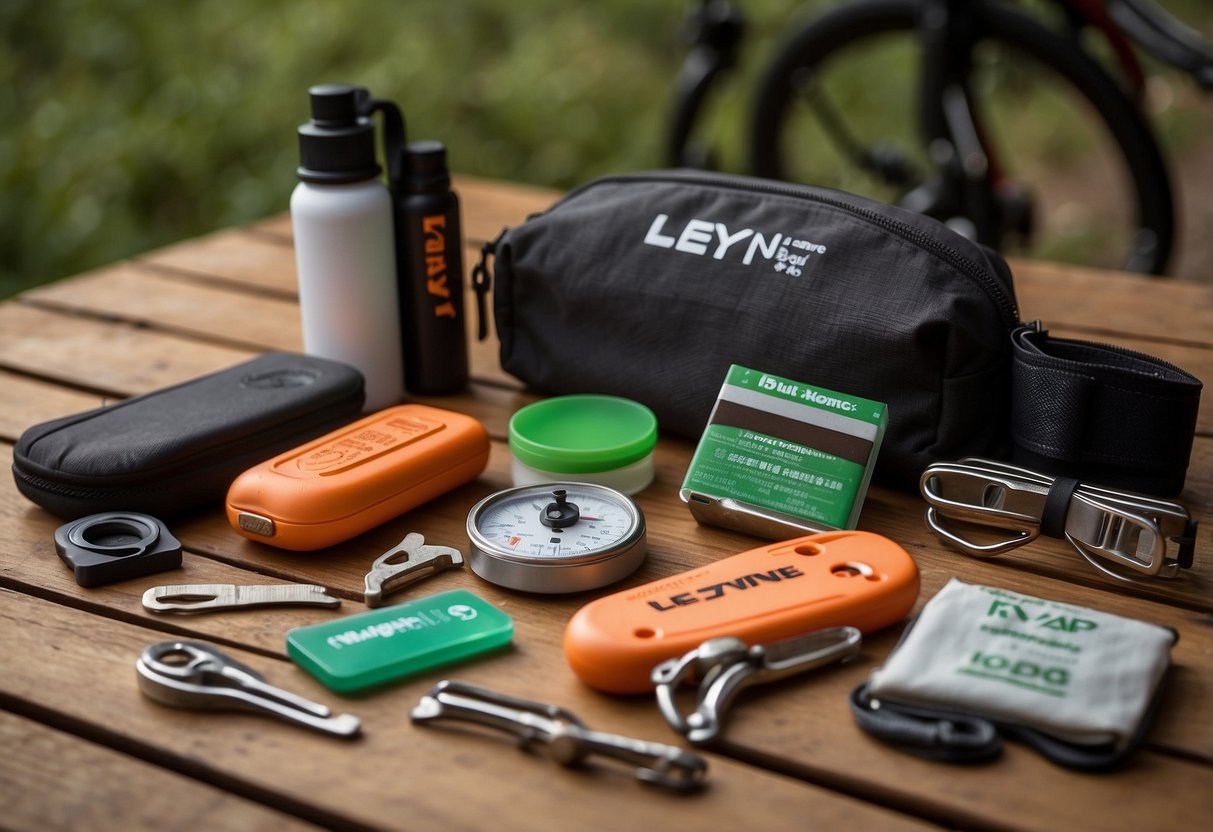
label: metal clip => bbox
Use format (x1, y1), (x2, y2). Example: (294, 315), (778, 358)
(651, 627), (862, 745)
(364, 532), (464, 607)
(920, 458), (1196, 581)
(136, 640), (360, 738)
(410, 680), (707, 792)
(142, 583), (341, 613)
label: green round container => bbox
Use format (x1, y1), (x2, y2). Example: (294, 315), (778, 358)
(508, 395), (658, 494)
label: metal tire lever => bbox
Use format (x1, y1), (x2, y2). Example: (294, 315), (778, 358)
(364, 532), (464, 607)
(410, 680), (708, 792)
(652, 627), (862, 745)
(136, 640), (361, 738)
(142, 583), (341, 613)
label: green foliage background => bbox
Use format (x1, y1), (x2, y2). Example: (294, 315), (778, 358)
(2, 0), (1210, 297)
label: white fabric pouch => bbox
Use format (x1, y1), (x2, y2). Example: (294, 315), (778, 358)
(852, 579), (1176, 768)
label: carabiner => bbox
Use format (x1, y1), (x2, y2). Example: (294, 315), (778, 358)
(652, 627), (861, 745)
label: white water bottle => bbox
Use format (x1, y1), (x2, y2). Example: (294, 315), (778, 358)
(291, 84), (403, 412)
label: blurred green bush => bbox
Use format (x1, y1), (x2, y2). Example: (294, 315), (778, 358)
(0, 0), (700, 297)
(2, 0), (1209, 297)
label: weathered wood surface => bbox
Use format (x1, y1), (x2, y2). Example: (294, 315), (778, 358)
(2, 178), (1209, 831)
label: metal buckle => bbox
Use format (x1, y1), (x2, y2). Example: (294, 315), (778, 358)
(651, 627), (861, 745)
(410, 680), (707, 792)
(920, 458), (1196, 581)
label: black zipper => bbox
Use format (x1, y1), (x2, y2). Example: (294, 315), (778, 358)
(476, 170), (1022, 332)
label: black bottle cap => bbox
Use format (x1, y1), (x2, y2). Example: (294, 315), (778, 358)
(404, 140), (451, 193)
(297, 84), (381, 184)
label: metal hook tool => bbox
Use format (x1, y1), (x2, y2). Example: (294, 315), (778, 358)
(142, 583), (341, 614)
(136, 640), (361, 738)
(920, 457), (1197, 581)
(651, 627), (862, 745)
(410, 680), (708, 792)
(363, 532), (464, 607)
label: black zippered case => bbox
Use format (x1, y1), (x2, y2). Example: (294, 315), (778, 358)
(477, 171), (1020, 488)
(13, 352), (366, 519)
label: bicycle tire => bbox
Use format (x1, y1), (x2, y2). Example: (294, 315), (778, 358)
(748, 0), (1175, 274)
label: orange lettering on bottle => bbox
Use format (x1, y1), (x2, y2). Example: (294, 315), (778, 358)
(421, 214), (456, 319)
(423, 215), (446, 253)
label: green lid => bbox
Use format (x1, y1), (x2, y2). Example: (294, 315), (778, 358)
(509, 395), (658, 474)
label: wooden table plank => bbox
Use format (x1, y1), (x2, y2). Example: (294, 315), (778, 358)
(0, 712), (322, 832)
(22, 264), (303, 353)
(138, 230), (299, 296)
(17, 258), (514, 390)
(0, 589), (936, 832)
(0, 370), (106, 440)
(1012, 257), (1213, 345)
(0, 304), (256, 397)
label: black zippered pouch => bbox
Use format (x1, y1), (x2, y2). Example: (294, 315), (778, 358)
(13, 352), (365, 519)
(478, 171), (1020, 488)
(475, 171), (1201, 493)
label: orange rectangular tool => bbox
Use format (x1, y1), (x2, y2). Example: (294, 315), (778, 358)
(226, 404), (489, 551)
(564, 530), (919, 693)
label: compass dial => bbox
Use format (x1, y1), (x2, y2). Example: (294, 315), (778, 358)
(467, 483), (647, 594)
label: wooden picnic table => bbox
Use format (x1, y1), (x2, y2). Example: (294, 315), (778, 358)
(1, 176), (1210, 832)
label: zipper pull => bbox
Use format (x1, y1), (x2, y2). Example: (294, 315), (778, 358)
(471, 231), (504, 341)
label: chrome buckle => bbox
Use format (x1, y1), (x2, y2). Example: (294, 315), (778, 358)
(920, 458), (1196, 581)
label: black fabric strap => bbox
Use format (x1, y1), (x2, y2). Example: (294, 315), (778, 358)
(1010, 324), (1203, 497)
(1040, 476), (1079, 538)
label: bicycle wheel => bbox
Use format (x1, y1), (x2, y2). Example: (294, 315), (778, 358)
(749, 0), (1175, 274)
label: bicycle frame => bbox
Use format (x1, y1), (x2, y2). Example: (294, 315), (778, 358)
(665, 0), (1206, 272)
(909, 0), (1188, 247)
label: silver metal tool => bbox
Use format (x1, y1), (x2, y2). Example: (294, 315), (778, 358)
(142, 583), (341, 613)
(410, 679), (708, 792)
(651, 627), (862, 745)
(363, 532), (464, 607)
(136, 640), (361, 738)
(920, 457), (1197, 581)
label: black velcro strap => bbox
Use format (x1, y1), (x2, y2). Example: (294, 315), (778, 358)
(1010, 325), (1202, 497)
(1040, 476), (1079, 538)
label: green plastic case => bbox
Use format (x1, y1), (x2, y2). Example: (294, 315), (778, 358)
(285, 589), (513, 693)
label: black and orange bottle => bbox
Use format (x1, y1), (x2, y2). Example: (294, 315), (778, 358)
(396, 140), (468, 394)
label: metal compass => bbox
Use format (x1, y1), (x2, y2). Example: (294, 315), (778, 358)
(466, 483), (647, 594)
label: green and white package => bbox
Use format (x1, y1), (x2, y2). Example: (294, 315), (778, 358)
(680, 364), (887, 529)
(866, 579), (1175, 747)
